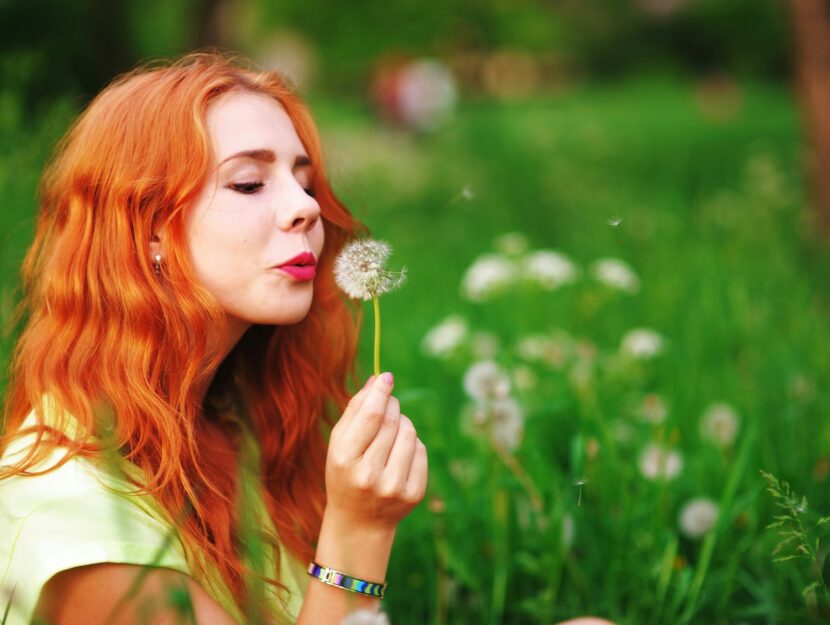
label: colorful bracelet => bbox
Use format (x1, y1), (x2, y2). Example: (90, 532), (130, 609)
(307, 562), (387, 598)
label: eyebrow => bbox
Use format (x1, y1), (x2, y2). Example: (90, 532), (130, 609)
(218, 149), (312, 169)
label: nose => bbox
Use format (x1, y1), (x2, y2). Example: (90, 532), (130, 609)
(277, 179), (321, 232)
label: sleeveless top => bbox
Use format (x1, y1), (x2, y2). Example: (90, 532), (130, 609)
(0, 398), (309, 625)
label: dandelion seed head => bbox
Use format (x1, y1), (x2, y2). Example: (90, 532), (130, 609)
(460, 253), (517, 302)
(640, 393), (669, 424)
(621, 328), (665, 360)
(678, 498), (719, 539)
(488, 397), (525, 451)
(334, 239), (407, 300)
(524, 250), (578, 290)
(341, 609), (391, 625)
(639, 444), (683, 481)
(421, 315), (468, 358)
(591, 257), (640, 293)
(700, 402), (740, 449)
(463, 360), (511, 403)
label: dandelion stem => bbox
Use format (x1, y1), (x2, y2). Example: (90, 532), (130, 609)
(372, 293), (381, 376)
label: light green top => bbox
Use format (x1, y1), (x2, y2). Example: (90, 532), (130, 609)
(0, 399), (308, 625)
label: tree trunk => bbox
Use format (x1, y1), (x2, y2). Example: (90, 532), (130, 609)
(789, 0), (830, 232)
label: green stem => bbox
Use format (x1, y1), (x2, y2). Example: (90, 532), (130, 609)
(372, 293), (381, 376)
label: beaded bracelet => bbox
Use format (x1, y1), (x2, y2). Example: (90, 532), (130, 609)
(307, 562), (387, 599)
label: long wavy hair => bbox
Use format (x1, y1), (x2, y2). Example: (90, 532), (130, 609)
(0, 50), (365, 607)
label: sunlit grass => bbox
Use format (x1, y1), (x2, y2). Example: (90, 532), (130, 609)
(2, 77), (829, 624)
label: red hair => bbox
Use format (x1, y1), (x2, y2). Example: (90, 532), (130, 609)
(0, 50), (366, 609)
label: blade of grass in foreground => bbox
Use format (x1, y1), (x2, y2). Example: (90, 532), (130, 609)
(679, 420), (755, 623)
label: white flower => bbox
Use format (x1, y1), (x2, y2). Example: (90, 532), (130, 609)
(700, 403), (740, 448)
(493, 232), (529, 256)
(639, 444), (683, 481)
(515, 333), (569, 368)
(463, 360), (511, 403)
(342, 609), (391, 625)
(621, 328), (664, 359)
(639, 393), (668, 424)
(470, 331), (500, 359)
(421, 315), (468, 358)
(523, 250), (578, 290)
(334, 239), (407, 300)
(591, 258), (640, 293)
(460, 254), (517, 302)
(488, 397), (525, 451)
(678, 498), (719, 539)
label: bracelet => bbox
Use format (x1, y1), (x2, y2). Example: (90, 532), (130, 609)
(307, 561), (387, 598)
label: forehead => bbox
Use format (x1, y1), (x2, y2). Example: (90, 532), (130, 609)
(205, 91), (306, 162)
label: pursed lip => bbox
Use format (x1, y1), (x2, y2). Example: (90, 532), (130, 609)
(275, 251), (317, 268)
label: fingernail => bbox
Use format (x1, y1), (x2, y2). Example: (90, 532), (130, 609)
(381, 372), (394, 386)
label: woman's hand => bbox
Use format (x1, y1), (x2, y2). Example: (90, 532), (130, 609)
(324, 372), (428, 531)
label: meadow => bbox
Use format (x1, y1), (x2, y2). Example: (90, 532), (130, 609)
(2, 77), (829, 624)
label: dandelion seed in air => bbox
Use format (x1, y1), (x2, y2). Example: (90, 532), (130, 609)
(572, 477), (588, 506)
(334, 239), (407, 375)
(607, 216), (623, 227)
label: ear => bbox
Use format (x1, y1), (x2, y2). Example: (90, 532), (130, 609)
(150, 221), (167, 259)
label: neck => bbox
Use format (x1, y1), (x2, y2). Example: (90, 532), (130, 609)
(196, 316), (251, 406)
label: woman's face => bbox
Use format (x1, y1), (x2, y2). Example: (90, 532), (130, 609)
(182, 91), (324, 342)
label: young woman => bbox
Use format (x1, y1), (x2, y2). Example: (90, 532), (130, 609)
(0, 50), (427, 625)
(0, 49), (615, 625)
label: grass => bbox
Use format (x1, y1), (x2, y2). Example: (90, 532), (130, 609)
(2, 76), (829, 624)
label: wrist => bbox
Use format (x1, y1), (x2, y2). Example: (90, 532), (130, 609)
(315, 507), (397, 583)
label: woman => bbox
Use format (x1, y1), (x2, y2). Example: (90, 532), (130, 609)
(0, 50), (427, 625)
(0, 50), (615, 625)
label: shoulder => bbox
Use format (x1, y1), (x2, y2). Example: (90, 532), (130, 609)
(34, 562), (238, 625)
(0, 409), (192, 625)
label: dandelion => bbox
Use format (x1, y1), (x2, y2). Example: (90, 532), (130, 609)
(516, 332), (570, 368)
(493, 232), (529, 256)
(700, 402), (740, 449)
(421, 315), (468, 358)
(591, 257), (640, 293)
(463, 360), (511, 404)
(334, 239), (407, 375)
(488, 397), (525, 452)
(620, 328), (664, 359)
(523, 250), (578, 290)
(607, 216), (623, 227)
(460, 253), (517, 302)
(640, 393), (668, 424)
(342, 609), (391, 625)
(639, 444), (683, 481)
(678, 498), (719, 539)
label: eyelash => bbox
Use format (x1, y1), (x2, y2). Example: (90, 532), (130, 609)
(230, 182), (316, 198)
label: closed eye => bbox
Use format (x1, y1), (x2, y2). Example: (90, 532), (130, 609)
(230, 181), (264, 194)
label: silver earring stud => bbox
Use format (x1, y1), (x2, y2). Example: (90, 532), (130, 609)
(153, 253), (162, 276)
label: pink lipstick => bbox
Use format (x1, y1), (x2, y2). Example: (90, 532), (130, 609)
(276, 251), (317, 281)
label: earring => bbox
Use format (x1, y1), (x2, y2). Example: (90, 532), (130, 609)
(153, 253), (162, 276)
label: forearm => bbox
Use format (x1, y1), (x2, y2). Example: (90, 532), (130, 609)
(296, 509), (397, 624)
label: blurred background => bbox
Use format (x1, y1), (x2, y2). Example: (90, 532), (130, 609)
(2, 0), (830, 623)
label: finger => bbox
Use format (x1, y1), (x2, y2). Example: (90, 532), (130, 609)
(378, 415), (417, 494)
(331, 375), (375, 444)
(360, 396), (401, 468)
(337, 373), (395, 458)
(403, 438), (428, 504)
